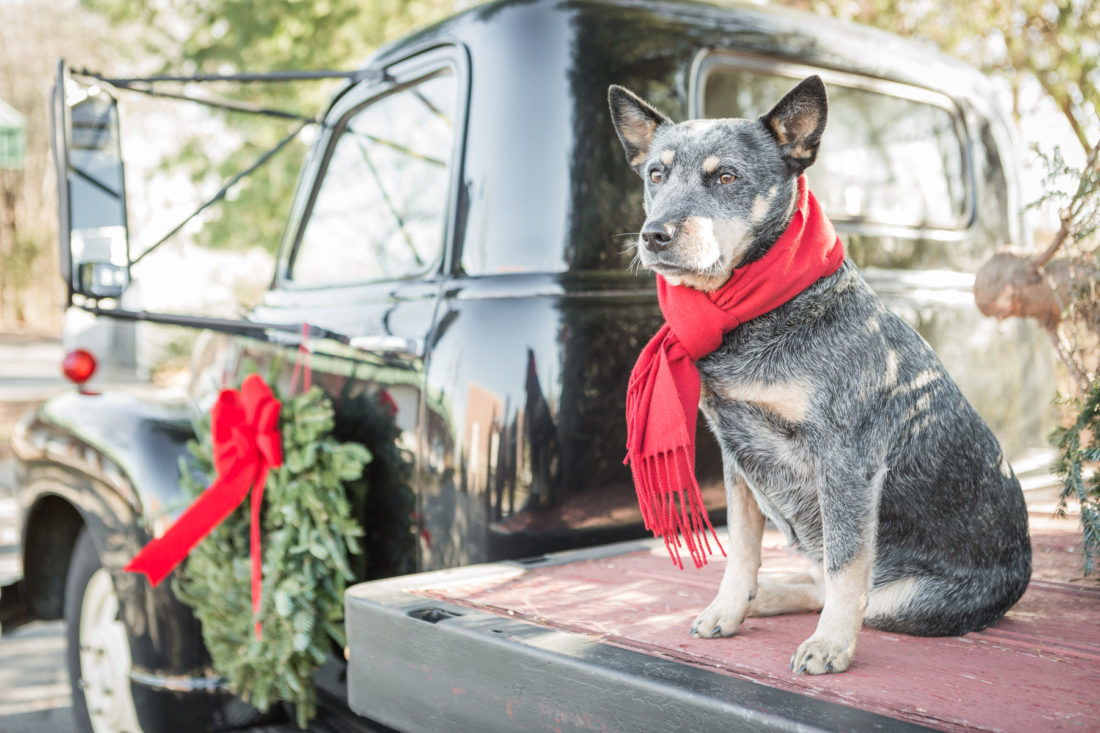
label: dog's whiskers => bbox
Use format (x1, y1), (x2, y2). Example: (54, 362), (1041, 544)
(613, 232), (643, 256)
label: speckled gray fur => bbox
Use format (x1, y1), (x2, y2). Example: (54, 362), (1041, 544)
(609, 78), (1031, 671)
(698, 263), (1031, 635)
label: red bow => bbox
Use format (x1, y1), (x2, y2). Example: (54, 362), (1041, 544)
(125, 374), (282, 638)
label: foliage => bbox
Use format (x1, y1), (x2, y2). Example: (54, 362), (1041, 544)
(1051, 381), (1100, 575)
(1041, 142), (1100, 576)
(779, 0), (1098, 155)
(0, 0), (116, 328)
(80, 0), (462, 256)
(1031, 143), (1100, 255)
(173, 379), (371, 728)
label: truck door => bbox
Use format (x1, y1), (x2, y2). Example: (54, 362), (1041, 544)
(251, 46), (469, 578)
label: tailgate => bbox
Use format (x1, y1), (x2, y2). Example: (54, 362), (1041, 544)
(345, 517), (1098, 732)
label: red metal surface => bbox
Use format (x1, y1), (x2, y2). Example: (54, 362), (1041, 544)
(417, 514), (1100, 732)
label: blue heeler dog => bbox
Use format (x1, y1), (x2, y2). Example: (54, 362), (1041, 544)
(608, 76), (1031, 674)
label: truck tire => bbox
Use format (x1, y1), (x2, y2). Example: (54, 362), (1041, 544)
(65, 527), (145, 733)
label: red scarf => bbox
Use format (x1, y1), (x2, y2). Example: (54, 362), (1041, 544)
(625, 176), (845, 568)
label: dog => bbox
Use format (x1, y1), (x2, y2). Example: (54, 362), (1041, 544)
(608, 76), (1031, 674)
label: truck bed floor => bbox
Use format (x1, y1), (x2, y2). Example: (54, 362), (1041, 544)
(346, 512), (1098, 732)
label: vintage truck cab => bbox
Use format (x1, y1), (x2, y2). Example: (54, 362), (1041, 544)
(8, 0), (1058, 730)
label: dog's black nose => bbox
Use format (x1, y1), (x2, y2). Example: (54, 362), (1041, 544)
(641, 223), (675, 253)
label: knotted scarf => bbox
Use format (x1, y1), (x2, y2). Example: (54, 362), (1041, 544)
(625, 176), (845, 568)
(126, 373), (283, 638)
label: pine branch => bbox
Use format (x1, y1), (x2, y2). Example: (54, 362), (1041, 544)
(1032, 139), (1100, 272)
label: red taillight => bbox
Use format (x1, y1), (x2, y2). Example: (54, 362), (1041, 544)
(62, 349), (97, 386)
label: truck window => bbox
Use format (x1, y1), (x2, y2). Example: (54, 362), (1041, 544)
(699, 64), (968, 232)
(291, 70), (456, 285)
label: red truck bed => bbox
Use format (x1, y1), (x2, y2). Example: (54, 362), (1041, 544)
(345, 512), (1098, 732)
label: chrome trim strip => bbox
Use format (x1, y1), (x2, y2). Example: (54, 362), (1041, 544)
(690, 50), (964, 113)
(349, 334), (424, 356)
(129, 668), (229, 693)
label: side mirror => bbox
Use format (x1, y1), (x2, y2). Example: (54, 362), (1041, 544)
(51, 61), (130, 301)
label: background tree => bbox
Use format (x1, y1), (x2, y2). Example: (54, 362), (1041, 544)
(0, 1), (116, 329)
(79, 0), (463, 258)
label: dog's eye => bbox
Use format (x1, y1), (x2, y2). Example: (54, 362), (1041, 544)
(649, 169), (664, 184)
(719, 172), (736, 185)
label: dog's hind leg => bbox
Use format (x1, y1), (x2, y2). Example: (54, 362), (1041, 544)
(690, 473), (765, 639)
(864, 564), (1030, 636)
(746, 581), (823, 617)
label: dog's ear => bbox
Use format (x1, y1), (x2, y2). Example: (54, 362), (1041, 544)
(608, 85), (672, 174)
(761, 75), (828, 174)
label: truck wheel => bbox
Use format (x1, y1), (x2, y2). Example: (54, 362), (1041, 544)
(65, 527), (144, 733)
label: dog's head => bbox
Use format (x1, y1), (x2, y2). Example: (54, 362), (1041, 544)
(609, 76), (827, 291)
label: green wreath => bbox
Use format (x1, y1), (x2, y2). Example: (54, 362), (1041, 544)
(173, 380), (371, 728)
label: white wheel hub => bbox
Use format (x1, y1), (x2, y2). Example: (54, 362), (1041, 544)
(79, 567), (142, 733)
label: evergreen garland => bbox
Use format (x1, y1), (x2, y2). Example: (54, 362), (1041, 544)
(173, 381), (371, 728)
(1052, 382), (1100, 577)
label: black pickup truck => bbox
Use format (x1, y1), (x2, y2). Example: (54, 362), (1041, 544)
(7, 0), (1061, 730)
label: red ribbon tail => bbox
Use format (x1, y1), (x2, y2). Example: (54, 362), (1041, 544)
(290, 322), (312, 395)
(251, 465), (269, 639)
(124, 464), (256, 586)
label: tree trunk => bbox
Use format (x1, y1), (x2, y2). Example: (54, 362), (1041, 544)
(973, 250), (1099, 329)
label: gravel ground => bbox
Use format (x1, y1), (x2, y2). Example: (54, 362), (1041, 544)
(0, 621), (72, 732)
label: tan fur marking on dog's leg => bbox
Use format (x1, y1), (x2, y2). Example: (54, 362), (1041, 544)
(791, 550), (872, 674)
(747, 582), (823, 617)
(774, 571), (818, 585)
(822, 553), (872, 627)
(702, 155), (721, 174)
(865, 577), (921, 619)
(660, 149), (676, 165)
(719, 380), (812, 423)
(690, 476), (765, 639)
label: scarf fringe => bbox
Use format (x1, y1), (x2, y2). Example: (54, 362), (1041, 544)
(629, 446), (724, 569)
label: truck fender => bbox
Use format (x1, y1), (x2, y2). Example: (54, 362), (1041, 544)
(11, 389), (226, 694)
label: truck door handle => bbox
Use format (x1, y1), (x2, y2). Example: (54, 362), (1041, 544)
(348, 335), (423, 356)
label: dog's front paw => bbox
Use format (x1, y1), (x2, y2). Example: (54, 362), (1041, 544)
(790, 635), (854, 674)
(689, 597), (748, 639)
